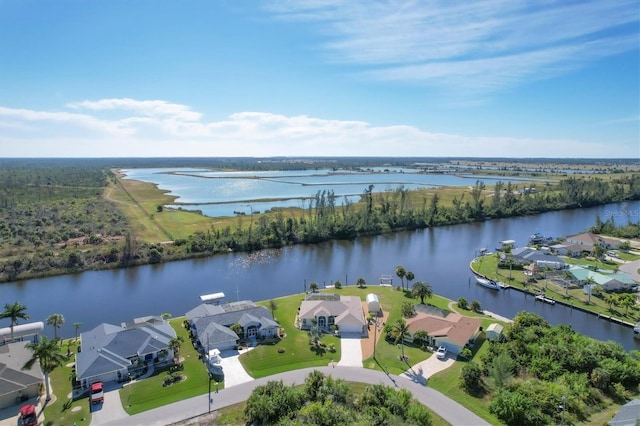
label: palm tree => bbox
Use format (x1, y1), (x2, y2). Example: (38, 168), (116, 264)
(591, 243), (606, 262)
(169, 336), (184, 359)
(309, 282), (319, 293)
(393, 319), (410, 361)
(604, 293), (617, 312)
(46, 313), (65, 340)
(405, 271), (415, 289)
(469, 300), (482, 313)
(23, 336), (65, 401)
(584, 277), (596, 304)
(308, 323), (323, 347)
(268, 300), (278, 317)
(412, 330), (429, 349)
(1, 301), (29, 340)
(395, 265), (406, 290)
(356, 277), (366, 288)
(73, 322), (82, 340)
(411, 281), (433, 304)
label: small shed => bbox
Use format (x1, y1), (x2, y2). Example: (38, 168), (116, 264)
(486, 323), (504, 342)
(366, 293), (381, 314)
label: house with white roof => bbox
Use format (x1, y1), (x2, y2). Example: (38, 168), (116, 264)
(186, 300), (279, 352)
(75, 316), (176, 387)
(298, 293), (367, 335)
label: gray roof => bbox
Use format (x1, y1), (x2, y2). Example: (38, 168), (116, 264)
(186, 304), (225, 322)
(197, 322), (239, 348)
(76, 320), (176, 381)
(0, 342), (42, 397)
(511, 247), (565, 264)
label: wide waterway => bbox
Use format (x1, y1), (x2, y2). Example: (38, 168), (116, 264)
(2, 201), (639, 351)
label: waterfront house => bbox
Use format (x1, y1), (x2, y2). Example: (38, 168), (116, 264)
(509, 247), (566, 269)
(565, 232), (622, 250)
(186, 300), (279, 351)
(298, 293), (367, 335)
(0, 342), (43, 410)
(75, 317), (176, 388)
(406, 312), (482, 355)
(550, 243), (586, 257)
(568, 266), (637, 293)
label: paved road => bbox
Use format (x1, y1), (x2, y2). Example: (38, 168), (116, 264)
(101, 366), (490, 426)
(619, 258), (640, 282)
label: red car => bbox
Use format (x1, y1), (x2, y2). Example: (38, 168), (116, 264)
(20, 404), (38, 426)
(90, 382), (104, 404)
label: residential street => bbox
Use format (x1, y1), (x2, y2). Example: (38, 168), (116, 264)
(101, 366), (490, 426)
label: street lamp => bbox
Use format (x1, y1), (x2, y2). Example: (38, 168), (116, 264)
(373, 319), (380, 359)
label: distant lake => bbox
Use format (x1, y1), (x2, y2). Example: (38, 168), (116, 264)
(122, 168), (549, 217)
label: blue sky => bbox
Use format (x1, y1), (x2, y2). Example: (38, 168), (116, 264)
(1, 0), (638, 158)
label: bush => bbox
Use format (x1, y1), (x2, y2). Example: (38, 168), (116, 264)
(457, 297), (468, 310)
(277, 347), (286, 354)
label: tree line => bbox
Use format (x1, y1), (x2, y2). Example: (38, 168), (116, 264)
(0, 157), (638, 282)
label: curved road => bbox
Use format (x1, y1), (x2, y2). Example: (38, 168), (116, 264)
(101, 366), (490, 426)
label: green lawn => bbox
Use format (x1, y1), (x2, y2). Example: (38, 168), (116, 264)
(42, 340), (92, 426)
(120, 318), (214, 415)
(241, 294), (342, 377)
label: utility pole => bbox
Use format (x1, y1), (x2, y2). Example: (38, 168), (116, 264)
(207, 335), (211, 414)
(373, 319), (379, 359)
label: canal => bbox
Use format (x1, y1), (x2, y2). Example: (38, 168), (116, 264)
(2, 201), (639, 350)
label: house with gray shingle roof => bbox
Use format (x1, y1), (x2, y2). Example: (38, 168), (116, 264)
(75, 317), (176, 387)
(0, 342), (43, 410)
(186, 300), (279, 352)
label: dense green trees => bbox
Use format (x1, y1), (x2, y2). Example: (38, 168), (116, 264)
(244, 371), (433, 425)
(463, 311), (640, 425)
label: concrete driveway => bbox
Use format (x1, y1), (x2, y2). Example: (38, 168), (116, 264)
(90, 383), (128, 426)
(337, 333), (363, 367)
(219, 348), (254, 388)
(400, 353), (455, 385)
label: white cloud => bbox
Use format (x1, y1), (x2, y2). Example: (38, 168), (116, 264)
(264, 0), (639, 92)
(1, 99), (634, 158)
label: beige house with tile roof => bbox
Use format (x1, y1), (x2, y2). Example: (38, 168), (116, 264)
(406, 312), (482, 355)
(298, 293), (367, 335)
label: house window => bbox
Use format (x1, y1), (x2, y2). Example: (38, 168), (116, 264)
(328, 317), (335, 326)
(318, 317), (327, 327)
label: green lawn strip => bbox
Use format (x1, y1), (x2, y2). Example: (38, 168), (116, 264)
(120, 317), (213, 415)
(43, 340), (91, 426)
(427, 362), (503, 425)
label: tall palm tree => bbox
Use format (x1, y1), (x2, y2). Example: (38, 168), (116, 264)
(169, 336), (184, 359)
(395, 265), (406, 290)
(268, 300), (278, 317)
(356, 277), (366, 288)
(23, 336), (65, 401)
(73, 322), (82, 340)
(411, 281), (433, 305)
(46, 313), (65, 340)
(412, 330), (429, 349)
(405, 271), (415, 289)
(309, 282), (319, 293)
(1, 301), (29, 340)
(393, 319), (410, 361)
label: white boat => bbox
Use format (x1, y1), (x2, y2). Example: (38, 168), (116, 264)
(474, 275), (500, 290)
(634, 322), (640, 335)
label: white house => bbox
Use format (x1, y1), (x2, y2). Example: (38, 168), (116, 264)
(366, 293), (381, 314)
(0, 342), (43, 410)
(298, 293), (367, 335)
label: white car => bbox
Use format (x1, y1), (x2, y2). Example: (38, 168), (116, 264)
(436, 346), (447, 359)
(607, 251), (620, 259)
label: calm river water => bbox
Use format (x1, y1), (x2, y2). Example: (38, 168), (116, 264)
(2, 201), (639, 350)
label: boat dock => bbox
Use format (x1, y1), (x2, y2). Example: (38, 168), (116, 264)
(535, 294), (556, 305)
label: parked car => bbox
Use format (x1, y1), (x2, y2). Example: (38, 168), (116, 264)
(606, 251), (620, 259)
(90, 381), (104, 404)
(436, 346), (447, 359)
(19, 404), (38, 426)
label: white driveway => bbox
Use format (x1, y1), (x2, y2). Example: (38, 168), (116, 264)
(400, 353), (455, 385)
(337, 333), (363, 367)
(219, 348), (254, 388)
(90, 384), (128, 426)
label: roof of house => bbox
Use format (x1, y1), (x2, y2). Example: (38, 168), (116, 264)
(487, 323), (504, 334)
(551, 243), (588, 253)
(608, 398), (640, 426)
(407, 312), (482, 347)
(0, 342), (42, 397)
(511, 247), (565, 265)
(299, 295), (366, 327)
(568, 266), (637, 286)
(566, 232), (621, 248)
(121, 315), (165, 329)
(195, 322), (239, 349)
(76, 320), (176, 381)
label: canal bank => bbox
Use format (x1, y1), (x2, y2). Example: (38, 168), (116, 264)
(3, 201), (639, 351)
(469, 257), (639, 329)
